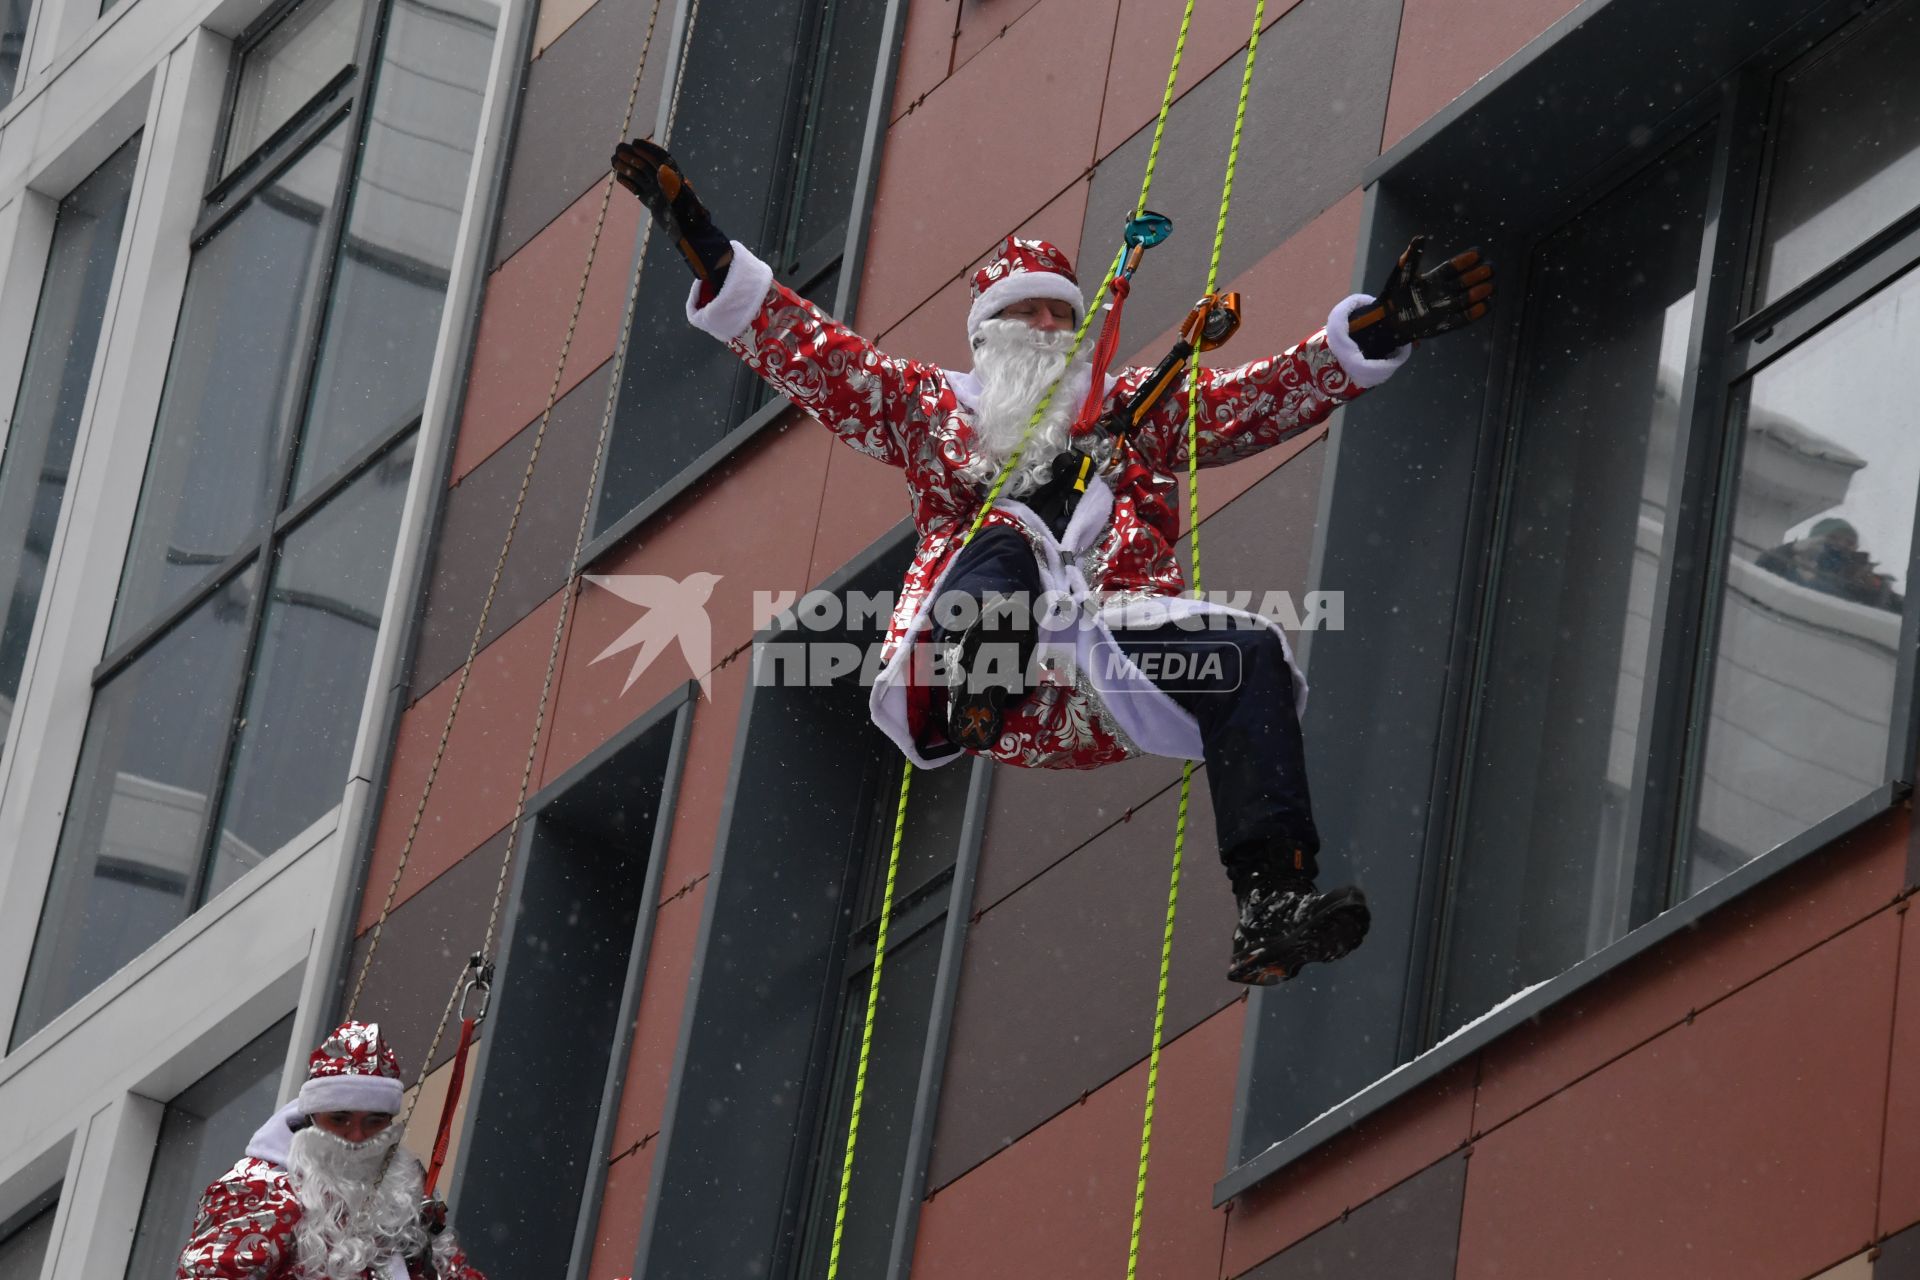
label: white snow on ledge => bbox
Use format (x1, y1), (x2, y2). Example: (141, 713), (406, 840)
(1299, 979), (1555, 1133)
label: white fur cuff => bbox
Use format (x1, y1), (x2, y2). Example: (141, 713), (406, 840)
(685, 240), (776, 342)
(299, 1075), (404, 1116)
(1325, 293), (1412, 389)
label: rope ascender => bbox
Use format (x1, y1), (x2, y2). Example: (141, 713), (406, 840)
(828, 4), (1269, 1278)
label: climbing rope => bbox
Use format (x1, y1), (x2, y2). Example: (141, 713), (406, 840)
(347, 0), (706, 1173)
(823, 4), (1266, 1278)
(1128, 5), (1265, 1276)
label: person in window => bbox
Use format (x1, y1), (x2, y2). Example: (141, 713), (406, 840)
(176, 1021), (486, 1280)
(612, 139), (1492, 984)
(1757, 517), (1903, 611)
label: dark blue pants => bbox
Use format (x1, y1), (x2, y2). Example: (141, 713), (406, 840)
(935, 527), (1320, 894)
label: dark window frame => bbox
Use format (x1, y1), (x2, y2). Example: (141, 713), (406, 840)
(630, 528), (991, 1280)
(0, 1185), (59, 1272)
(1224, 0), (1920, 1201)
(580, 0), (908, 562)
(446, 680), (696, 1280)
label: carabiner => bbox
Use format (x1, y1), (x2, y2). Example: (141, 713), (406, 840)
(458, 955), (495, 1023)
(1118, 210), (1173, 279)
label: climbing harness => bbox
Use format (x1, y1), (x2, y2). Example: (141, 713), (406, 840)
(346, 0), (704, 1195)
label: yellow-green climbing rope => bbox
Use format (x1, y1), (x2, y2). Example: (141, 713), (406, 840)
(1129, 4), (1266, 1277)
(825, 4), (1273, 1275)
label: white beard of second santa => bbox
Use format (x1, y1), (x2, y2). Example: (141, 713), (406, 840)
(962, 317), (1098, 498)
(287, 1125), (433, 1280)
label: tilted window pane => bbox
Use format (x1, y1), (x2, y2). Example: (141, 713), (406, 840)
(0, 137), (139, 747)
(0, 1203), (57, 1280)
(1757, 1), (1920, 306)
(12, 567), (257, 1048)
(290, 0), (502, 495)
(207, 436), (414, 894)
(1689, 269), (1920, 886)
(0, 0), (28, 109)
(222, 0), (367, 177)
(1438, 134), (1713, 1037)
(782, 0), (888, 275)
(114, 123), (347, 647)
(123, 1015), (292, 1280)
(795, 922), (941, 1280)
(595, 0), (817, 527)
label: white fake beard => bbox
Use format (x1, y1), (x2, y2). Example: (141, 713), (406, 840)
(288, 1126), (456, 1279)
(960, 317), (1102, 498)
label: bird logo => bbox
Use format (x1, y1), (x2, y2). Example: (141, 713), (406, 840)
(584, 572), (723, 697)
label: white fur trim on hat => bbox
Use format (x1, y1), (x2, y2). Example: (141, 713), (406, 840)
(686, 240), (776, 343)
(1325, 294), (1412, 389)
(967, 272), (1087, 343)
(299, 1073), (405, 1116)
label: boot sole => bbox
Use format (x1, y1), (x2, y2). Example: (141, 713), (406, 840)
(1228, 892), (1371, 986)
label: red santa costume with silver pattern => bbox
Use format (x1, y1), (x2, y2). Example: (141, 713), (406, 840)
(176, 1022), (486, 1280)
(688, 236), (1409, 770)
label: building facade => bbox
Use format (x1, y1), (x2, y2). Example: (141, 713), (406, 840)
(2, 0), (1919, 1276)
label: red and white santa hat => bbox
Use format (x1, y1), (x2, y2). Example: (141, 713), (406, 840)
(967, 237), (1085, 343)
(298, 1020), (405, 1116)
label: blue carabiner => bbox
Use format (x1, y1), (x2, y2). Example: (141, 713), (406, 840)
(1119, 210), (1173, 280)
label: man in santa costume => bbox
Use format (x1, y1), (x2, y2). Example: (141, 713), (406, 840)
(611, 139), (1491, 984)
(176, 1021), (486, 1280)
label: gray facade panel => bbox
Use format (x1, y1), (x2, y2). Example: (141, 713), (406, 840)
(347, 828), (511, 1077)
(492, 0), (673, 267)
(411, 359), (613, 696)
(1235, 1153), (1466, 1279)
(926, 766), (1239, 1190)
(1076, 0), (1403, 357)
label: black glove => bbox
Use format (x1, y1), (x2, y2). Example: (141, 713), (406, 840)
(611, 138), (733, 287)
(1347, 236), (1494, 359)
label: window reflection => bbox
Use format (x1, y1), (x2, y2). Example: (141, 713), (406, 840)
(114, 125), (347, 647)
(223, 0), (368, 177)
(0, 0), (28, 109)
(122, 1016), (293, 1280)
(1757, 1), (1920, 305)
(1440, 133), (1712, 1035)
(0, 138), (139, 747)
(0, 1200), (56, 1280)
(208, 437), (414, 894)
(13, 566), (257, 1047)
(1690, 269), (1920, 885)
(291, 0), (501, 493)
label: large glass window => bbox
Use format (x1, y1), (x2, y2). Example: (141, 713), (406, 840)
(12, 0), (503, 1046)
(123, 1016), (293, 1280)
(791, 756), (969, 1280)
(0, 0), (28, 111)
(1435, 0), (1920, 1036)
(0, 138), (140, 747)
(594, 0), (893, 529)
(0, 1195), (57, 1280)
(1438, 133), (1714, 1032)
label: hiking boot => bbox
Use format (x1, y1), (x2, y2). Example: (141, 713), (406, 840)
(942, 598), (1034, 752)
(1227, 876), (1371, 985)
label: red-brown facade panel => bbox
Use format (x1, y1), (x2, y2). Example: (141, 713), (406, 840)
(359, 591), (571, 931)
(1879, 904), (1920, 1238)
(453, 179), (643, 483)
(1474, 812), (1909, 1134)
(894, 0), (961, 121)
(912, 1004), (1240, 1278)
(853, 0), (1119, 339)
(1221, 1063), (1477, 1274)
(1456, 911), (1898, 1280)
(1381, 0), (1582, 148)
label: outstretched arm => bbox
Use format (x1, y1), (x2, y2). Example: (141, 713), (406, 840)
(175, 1166), (291, 1279)
(614, 138), (927, 468)
(1133, 238), (1494, 469)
